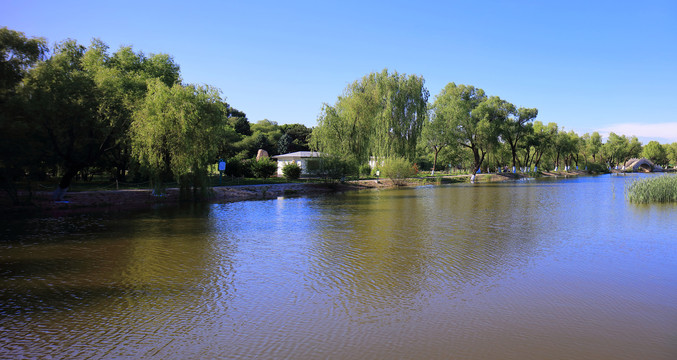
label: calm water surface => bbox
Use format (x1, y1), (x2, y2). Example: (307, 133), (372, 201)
(1, 174), (676, 359)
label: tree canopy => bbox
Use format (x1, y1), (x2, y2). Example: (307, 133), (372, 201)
(131, 80), (227, 197)
(311, 69), (428, 163)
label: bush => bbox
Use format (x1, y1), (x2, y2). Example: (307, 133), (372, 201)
(282, 163), (302, 180)
(305, 158), (321, 175)
(318, 156), (358, 182)
(224, 157), (252, 177)
(358, 164), (372, 178)
(381, 157), (416, 185)
(626, 174), (677, 203)
(586, 162), (610, 174)
(251, 157), (277, 179)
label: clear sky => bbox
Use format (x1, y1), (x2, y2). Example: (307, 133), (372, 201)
(3, 0), (676, 143)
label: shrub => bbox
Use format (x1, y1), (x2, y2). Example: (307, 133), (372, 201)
(305, 158), (321, 175)
(626, 174), (677, 203)
(282, 163), (302, 180)
(381, 157), (416, 185)
(318, 156), (358, 182)
(358, 164), (372, 178)
(251, 157), (277, 179)
(224, 157), (252, 177)
(586, 162), (610, 174)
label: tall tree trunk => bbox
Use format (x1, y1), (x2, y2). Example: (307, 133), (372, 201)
(431, 146), (442, 176)
(53, 166), (80, 201)
(470, 148), (485, 182)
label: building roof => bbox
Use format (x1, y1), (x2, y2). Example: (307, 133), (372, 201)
(271, 151), (323, 159)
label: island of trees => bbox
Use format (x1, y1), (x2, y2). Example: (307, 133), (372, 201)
(2, 28), (676, 205)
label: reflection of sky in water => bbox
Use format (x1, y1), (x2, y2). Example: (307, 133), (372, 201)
(1, 173), (676, 359)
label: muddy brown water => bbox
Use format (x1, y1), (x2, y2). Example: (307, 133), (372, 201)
(1, 173), (676, 359)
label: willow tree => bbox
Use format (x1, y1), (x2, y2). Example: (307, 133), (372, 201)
(83, 42), (181, 182)
(131, 79), (227, 199)
(311, 69), (428, 164)
(370, 70), (429, 161)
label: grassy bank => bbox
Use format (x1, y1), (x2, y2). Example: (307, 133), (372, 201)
(625, 175), (677, 203)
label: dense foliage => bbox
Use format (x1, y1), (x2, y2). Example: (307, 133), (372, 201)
(0, 28), (312, 202)
(311, 69), (428, 164)
(250, 157), (277, 179)
(2, 27), (676, 206)
(379, 157), (417, 186)
(282, 163), (301, 180)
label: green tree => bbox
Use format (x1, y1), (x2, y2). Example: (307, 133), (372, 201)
(22, 40), (132, 200)
(421, 105), (453, 175)
(628, 136), (642, 161)
(277, 133), (293, 154)
(603, 132), (641, 168)
(131, 79), (227, 198)
(253, 133), (274, 155)
(16, 37), (183, 201)
(370, 70), (429, 161)
(501, 107), (538, 172)
(229, 112), (251, 136)
(311, 69), (428, 164)
(311, 100), (374, 164)
(582, 131), (603, 165)
(0, 27), (48, 97)
(642, 141), (668, 165)
(667, 142), (677, 166)
(251, 119), (283, 155)
(529, 121), (557, 171)
(566, 131), (582, 170)
(100, 45), (182, 182)
(280, 123), (312, 152)
(0, 27), (48, 204)
(434, 83), (508, 180)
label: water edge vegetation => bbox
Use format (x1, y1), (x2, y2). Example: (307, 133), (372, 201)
(626, 174), (677, 203)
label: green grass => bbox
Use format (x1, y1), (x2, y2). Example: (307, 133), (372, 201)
(625, 174), (677, 203)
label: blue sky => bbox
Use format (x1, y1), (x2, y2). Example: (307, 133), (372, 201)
(3, 0), (676, 143)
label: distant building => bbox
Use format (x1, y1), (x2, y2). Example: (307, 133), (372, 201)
(271, 151), (323, 176)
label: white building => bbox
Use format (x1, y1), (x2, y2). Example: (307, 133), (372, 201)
(271, 151), (323, 176)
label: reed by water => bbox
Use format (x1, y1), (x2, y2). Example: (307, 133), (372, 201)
(625, 174), (677, 203)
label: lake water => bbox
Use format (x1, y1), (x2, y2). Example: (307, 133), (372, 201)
(1, 174), (676, 359)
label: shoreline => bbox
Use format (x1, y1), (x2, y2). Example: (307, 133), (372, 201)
(0, 170), (602, 217)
